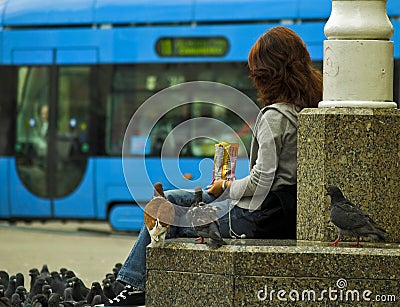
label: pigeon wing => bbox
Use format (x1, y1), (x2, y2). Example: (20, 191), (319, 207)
(145, 182), (174, 229)
(187, 203), (220, 227)
(331, 200), (371, 230)
(144, 197), (172, 228)
(156, 198), (175, 226)
(355, 220), (387, 241)
(332, 200), (387, 241)
(198, 203), (220, 224)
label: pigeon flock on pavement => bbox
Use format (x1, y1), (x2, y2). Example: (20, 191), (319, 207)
(327, 185), (388, 247)
(0, 263), (124, 307)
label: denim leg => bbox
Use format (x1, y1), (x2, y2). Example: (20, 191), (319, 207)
(165, 189), (215, 208)
(116, 223), (149, 291)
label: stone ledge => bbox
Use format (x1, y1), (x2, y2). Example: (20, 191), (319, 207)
(146, 239), (400, 306)
(297, 108), (400, 242)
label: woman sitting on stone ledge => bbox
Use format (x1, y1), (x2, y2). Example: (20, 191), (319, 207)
(103, 26), (323, 306)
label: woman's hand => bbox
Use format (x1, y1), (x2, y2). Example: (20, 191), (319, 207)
(207, 179), (230, 197)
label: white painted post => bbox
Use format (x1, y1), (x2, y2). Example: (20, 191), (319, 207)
(319, 0), (397, 108)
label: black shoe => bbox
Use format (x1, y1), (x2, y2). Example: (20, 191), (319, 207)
(103, 285), (145, 306)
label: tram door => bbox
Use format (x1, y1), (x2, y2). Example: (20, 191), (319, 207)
(13, 64), (93, 217)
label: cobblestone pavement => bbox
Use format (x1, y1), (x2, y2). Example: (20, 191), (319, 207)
(0, 220), (137, 286)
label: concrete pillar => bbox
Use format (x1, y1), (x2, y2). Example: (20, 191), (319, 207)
(319, 0), (396, 108)
(297, 0), (400, 243)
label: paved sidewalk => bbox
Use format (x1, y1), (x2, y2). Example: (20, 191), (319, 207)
(0, 220), (137, 286)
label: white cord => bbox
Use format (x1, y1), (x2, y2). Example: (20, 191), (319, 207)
(228, 205), (246, 239)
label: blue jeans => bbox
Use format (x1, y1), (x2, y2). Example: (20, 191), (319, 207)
(116, 189), (258, 290)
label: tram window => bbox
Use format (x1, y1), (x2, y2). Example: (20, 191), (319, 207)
(15, 66), (51, 197)
(15, 67), (50, 161)
(56, 66), (91, 197)
(106, 63), (257, 157)
(14, 66), (92, 198)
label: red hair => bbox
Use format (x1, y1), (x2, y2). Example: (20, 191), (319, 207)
(248, 26), (322, 109)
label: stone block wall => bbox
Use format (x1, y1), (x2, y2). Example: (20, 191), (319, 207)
(297, 108), (400, 242)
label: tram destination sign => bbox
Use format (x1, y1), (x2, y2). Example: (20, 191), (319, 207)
(156, 37), (229, 57)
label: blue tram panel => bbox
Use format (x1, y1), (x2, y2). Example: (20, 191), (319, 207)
(0, 1), (3, 62)
(95, 0), (194, 24)
(3, 0), (94, 26)
(1, 24), (326, 65)
(2, 0), (335, 26)
(2, 0), (398, 28)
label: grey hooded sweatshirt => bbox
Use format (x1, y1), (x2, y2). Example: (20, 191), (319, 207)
(229, 102), (298, 211)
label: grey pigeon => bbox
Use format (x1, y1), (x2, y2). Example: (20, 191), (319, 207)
(10, 292), (21, 307)
(85, 282), (108, 306)
(15, 286), (27, 303)
(90, 294), (102, 307)
(49, 272), (65, 296)
(65, 277), (74, 289)
(327, 185), (387, 247)
(28, 277), (47, 302)
(59, 268), (68, 284)
(111, 280), (124, 297)
(5, 275), (16, 299)
(0, 285), (5, 298)
(28, 269), (39, 293)
(41, 284), (52, 300)
(101, 278), (116, 300)
(186, 187), (227, 248)
(61, 288), (76, 307)
(105, 274), (115, 285)
(39, 265), (50, 281)
(76, 278), (89, 299)
(31, 293), (48, 307)
(0, 296), (10, 307)
(64, 271), (76, 282)
(0, 271), (9, 289)
(15, 273), (24, 289)
(112, 264), (122, 280)
(47, 293), (61, 307)
(70, 278), (86, 302)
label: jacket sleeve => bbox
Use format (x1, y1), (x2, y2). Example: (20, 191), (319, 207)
(229, 109), (289, 200)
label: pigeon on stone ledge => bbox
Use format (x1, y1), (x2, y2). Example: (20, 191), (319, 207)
(327, 185), (388, 247)
(144, 182), (175, 247)
(187, 187), (226, 248)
